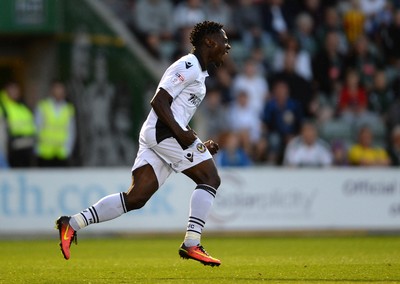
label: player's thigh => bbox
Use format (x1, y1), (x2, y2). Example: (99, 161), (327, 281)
(125, 165), (160, 210)
(126, 147), (172, 210)
(182, 158), (221, 189)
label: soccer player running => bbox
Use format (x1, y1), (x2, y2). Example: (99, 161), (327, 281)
(56, 21), (231, 267)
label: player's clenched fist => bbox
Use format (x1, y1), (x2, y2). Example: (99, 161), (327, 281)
(204, 140), (219, 155)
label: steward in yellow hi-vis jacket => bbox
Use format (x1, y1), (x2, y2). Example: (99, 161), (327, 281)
(0, 81), (35, 167)
(35, 81), (76, 167)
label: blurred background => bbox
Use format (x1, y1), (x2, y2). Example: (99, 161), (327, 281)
(0, 0), (400, 236)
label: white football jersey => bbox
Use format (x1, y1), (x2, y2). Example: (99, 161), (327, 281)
(139, 53), (209, 148)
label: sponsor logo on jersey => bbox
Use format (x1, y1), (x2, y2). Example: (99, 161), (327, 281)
(184, 152), (194, 162)
(185, 61), (193, 69)
(196, 143), (206, 153)
(172, 72), (185, 85)
(188, 93), (201, 107)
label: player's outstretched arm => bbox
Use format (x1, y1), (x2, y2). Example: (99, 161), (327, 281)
(151, 88), (197, 147)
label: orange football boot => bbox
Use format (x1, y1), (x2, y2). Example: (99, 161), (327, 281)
(179, 243), (221, 266)
(55, 216), (77, 260)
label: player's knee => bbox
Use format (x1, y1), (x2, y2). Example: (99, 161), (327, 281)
(206, 173), (221, 189)
(125, 195), (149, 211)
(214, 174), (221, 189)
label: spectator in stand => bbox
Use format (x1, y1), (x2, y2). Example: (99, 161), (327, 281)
(359, 0), (386, 17)
(270, 49), (315, 118)
(261, 80), (303, 164)
(312, 30), (346, 105)
(173, 0), (206, 32)
(388, 125), (400, 166)
(294, 12), (318, 57)
(343, 0), (366, 45)
(338, 68), (378, 127)
(382, 9), (400, 65)
(216, 132), (252, 167)
(348, 125), (390, 166)
(0, 81), (35, 167)
(359, 0), (388, 37)
(232, 58), (269, 117)
(259, 0), (297, 44)
(248, 46), (271, 77)
(316, 6), (348, 54)
(171, 25), (193, 60)
(373, 1), (393, 33)
(300, 0), (325, 29)
(368, 69), (395, 119)
(133, 0), (174, 59)
(35, 81), (76, 167)
(284, 121), (332, 167)
(207, 65), (234, 104)
(227, 90), (262, 158)
(232, 0), (271, 51)
(273, 35), (313, 81)
(345, 34), (383, 91)
(204, 0), (233, 34)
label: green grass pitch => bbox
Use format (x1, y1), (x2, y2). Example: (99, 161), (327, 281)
(1, 235), (400, 283)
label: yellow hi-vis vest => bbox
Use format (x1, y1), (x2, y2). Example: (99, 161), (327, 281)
(37, 99), (75, 159)
(0, 91), (35, 137)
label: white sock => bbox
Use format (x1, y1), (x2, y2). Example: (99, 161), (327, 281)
(69, 192), (127, 231)
(184, 184), (216, 247)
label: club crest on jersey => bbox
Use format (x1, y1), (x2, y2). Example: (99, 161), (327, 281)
(172, 73), (185, 85)
(196, 143), (206, 153)
(188, 93), (201, 107)
(185, 61), (193, 69)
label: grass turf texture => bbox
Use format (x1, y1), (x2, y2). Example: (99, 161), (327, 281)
(1, 236), (399, 283)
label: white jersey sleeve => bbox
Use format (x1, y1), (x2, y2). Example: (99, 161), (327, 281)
(158, 58), (198, 99)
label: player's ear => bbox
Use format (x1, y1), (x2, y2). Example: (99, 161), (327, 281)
(204, 37), (215, 48)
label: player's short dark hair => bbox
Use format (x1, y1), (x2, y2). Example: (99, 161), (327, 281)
(190, 21), (223, 48)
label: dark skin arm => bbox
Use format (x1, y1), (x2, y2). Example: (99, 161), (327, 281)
(151, 88), (220, 154)
(151, 88), (197, 147)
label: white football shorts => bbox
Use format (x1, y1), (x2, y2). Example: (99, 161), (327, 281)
(131, 137), (213, 187)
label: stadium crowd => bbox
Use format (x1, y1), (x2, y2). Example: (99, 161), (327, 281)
(1, 0), (400, 168)
(101, 0), (400, 167)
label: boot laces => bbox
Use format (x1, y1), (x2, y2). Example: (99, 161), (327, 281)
(197, 245), (209, 256)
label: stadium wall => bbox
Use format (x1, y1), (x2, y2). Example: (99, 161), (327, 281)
(1, 168), (399, 236)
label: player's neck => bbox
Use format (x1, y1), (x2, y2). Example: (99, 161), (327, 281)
(192, 49), (207, 71)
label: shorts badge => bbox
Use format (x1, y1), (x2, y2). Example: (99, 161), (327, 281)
(196, 143), (206, 153)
